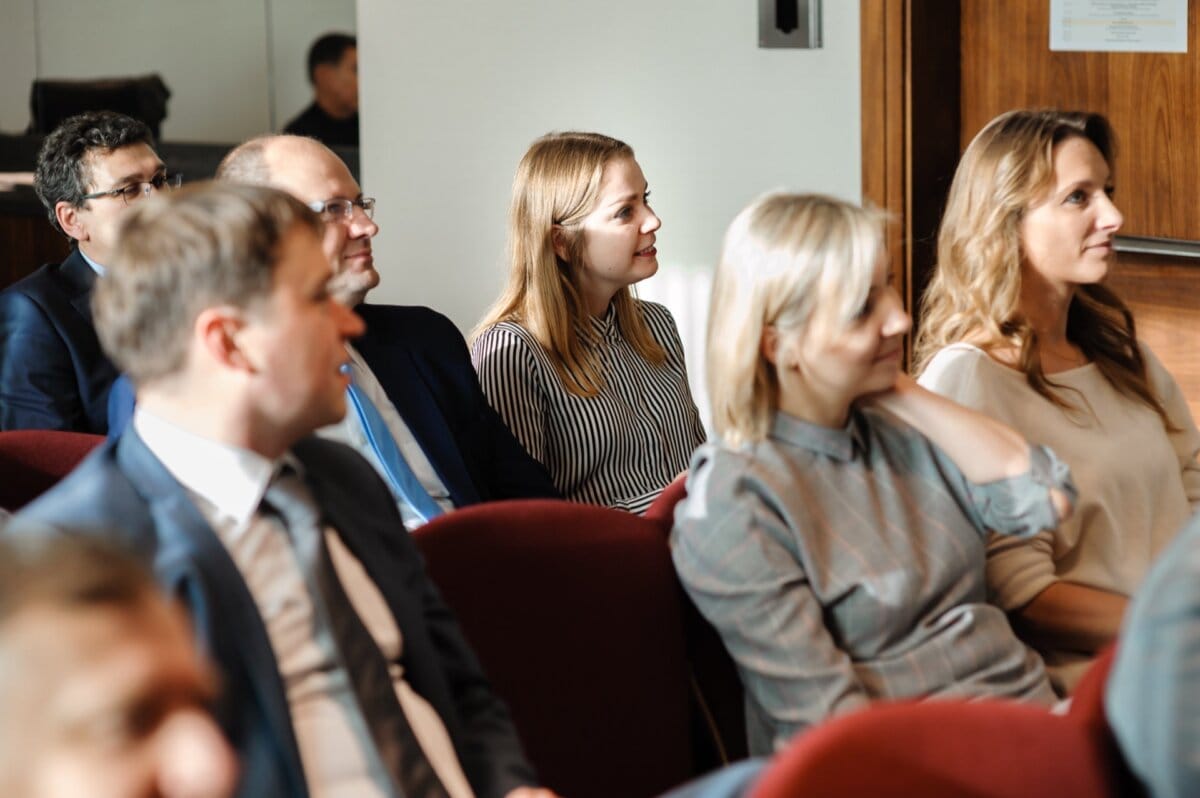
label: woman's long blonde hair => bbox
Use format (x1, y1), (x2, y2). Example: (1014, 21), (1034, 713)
(707, 193), (885, 446)
(471, 132), (665, 397)
(914, 109), (1170, 424)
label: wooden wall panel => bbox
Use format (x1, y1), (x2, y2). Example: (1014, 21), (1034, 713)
(1113, 48), (1197, 238)
(907, 2), (960, 317)
(860, 0), (909, 303)
(0, 206), (68, 291)
(861, 0), (960, 363)
(1108, 254), (1200, 422)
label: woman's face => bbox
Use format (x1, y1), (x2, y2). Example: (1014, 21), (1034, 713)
(772, 257), (911, 425)
(565, 156), (661, 315)
(1019, 135), (1123, 294)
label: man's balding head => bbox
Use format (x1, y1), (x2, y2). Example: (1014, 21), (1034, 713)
(217, 135), (379, 306)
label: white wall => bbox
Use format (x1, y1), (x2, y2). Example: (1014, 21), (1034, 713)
(0, 0), (355, 141)
(358, 0), (862, 330)
(0, 0), (38, 135)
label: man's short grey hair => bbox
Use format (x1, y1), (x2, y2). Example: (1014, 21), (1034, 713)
(94, 181), (321, 385)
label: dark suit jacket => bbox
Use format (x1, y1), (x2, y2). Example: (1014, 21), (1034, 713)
(108, 304), (558, 505)
(0, 250), (117, 433)
(14, 430), (537, 798)
(353, 304), (557, 504)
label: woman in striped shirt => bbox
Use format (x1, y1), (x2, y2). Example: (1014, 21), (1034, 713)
(470, 132), (705, 514)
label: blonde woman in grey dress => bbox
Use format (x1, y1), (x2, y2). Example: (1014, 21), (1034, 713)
(671, 193), (1073, 755)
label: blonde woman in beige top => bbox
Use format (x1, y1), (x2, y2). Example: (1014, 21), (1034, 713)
(916, 109), (1200, 693)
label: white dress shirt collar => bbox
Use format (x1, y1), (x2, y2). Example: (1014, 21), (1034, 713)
(133, 407), (287, 532)
(77, 247), (107, 276)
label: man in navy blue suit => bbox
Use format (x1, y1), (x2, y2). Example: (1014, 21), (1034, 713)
(111, 134), (557, 526)
(0, 111), (174, 432)
(15, 182), (555, 798)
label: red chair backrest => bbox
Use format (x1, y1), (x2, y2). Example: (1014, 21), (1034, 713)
(643, 472), (750, 767)
(413, 499), (695, 798)
(1068, 645), (1115, 728)
(645, 472), (689, 531)
(1068, 646), (1145, 796)
(749, 697), (1123, 798)
(0, 430), (104, 511)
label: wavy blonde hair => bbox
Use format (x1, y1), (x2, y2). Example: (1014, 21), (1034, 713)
(471, 132), (665, 397)
(914, 109), (1170, 425)
(708, 193), (885, 446)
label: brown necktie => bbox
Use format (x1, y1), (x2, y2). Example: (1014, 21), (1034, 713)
(263, 467), (449, 798)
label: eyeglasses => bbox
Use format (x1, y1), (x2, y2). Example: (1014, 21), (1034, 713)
(308, 197), (376, 221)
(81, 172), (183, 205)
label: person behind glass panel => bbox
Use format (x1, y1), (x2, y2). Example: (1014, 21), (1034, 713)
(470, 131), (706, 514)
(671, 192), (1072, 755)
(283, 32), (360, 148)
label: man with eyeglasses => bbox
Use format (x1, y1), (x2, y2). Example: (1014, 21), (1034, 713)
(109, 134), (558, 527)
(0, 110), (177, 433)
(15, 181), (556, 798)
(223, 135), (564, 523)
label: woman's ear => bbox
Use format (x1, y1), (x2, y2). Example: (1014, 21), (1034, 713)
(760, 325), (780, 365)
(551, 225), (570, 262)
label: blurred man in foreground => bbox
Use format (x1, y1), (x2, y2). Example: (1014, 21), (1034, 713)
(0, 533), (236, 798)
(17, 182), (551, 798)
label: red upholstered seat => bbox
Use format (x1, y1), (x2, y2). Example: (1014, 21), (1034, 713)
(749, 649), (1137, 798)
(748, 701), (1114, 798)
(644, 472), (750, 768)
(413, 499), (695, 798)
(0, 429), (104, 511)
(645, 472), (689, 529)
(1066, 646), (1144, 796)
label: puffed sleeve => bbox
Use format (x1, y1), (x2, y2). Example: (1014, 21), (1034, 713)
(670, 446), (869, 753)
(961, 444), (1075, 539)
(920, 346), (1066, 610)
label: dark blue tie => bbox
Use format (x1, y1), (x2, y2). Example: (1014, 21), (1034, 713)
(345, 379), (444, 525)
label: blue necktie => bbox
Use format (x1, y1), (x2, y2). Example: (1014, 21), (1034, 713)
(345, 379), (444, 524)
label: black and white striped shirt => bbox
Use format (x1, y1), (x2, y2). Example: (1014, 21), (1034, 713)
(471, 300), (706, 514)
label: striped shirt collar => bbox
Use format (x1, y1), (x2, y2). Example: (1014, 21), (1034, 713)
(770, 408), (869, 462)
(586, 302), (621, 343)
